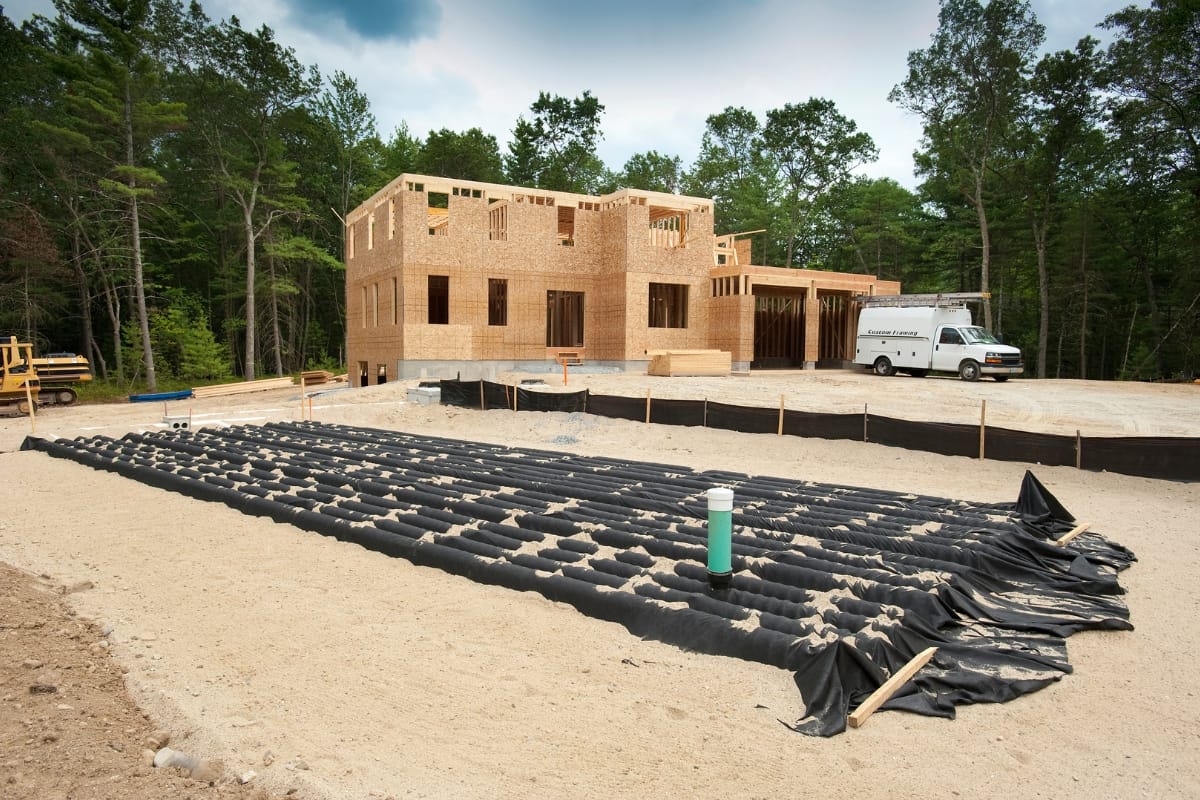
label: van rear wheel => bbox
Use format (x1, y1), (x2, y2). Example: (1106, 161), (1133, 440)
(873, 356), (895, 377)
(959, 360), (981, 382)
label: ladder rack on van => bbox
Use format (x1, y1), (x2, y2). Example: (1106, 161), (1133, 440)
(857, 292), (990, 308)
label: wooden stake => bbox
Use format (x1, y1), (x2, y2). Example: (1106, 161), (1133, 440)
(299, 374), (307, 420)
(562, 359), (568, 386)
(513, 383), (518, 412)
(848, 646), (938, 729)
(1075, 430), (1082, 469)
(307, 396), (312, 421)
(645, 388), (651, 424)
(24, 378), (35, 434)
(863, 403), (868, 442)
(479, 380), (486, 411)
(1056, 522), (1091, 547)
(777, 394), (785, 436)
(979, 399), (987, 460)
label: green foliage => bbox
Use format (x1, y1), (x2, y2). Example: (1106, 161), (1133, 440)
(613, 151), (684, 194)
(685, 106), (786, 264)
(822, 178), (927, 281)
(121, 298), (232, 384)
(504, 91), (606, 193)
(762, 98), (878, 266)
(415, 127), (504, 183)
(890, 0), (1045, 329)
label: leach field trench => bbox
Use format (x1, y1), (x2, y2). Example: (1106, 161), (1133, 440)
(1, 370), (1197, 799)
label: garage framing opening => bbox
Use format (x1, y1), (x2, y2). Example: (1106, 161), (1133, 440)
(753, 287), (805, 368)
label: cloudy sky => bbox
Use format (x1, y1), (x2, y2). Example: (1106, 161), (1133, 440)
(5, 0), (1140, 189)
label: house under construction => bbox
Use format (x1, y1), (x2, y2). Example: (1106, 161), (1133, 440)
(344, 174), (899, 385)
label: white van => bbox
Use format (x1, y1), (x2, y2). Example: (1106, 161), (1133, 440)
(853, 304), (1023, 381)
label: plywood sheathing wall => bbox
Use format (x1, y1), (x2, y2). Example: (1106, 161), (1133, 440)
(344, 173), (899, 380)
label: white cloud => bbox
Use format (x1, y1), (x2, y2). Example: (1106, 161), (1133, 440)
(5, 0), (1143, 189)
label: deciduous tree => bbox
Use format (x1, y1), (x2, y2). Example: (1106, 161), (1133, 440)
(890, 0), (1044, 329)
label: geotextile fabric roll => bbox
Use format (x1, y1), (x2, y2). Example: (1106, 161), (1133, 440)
(22, 424), (1135, 736)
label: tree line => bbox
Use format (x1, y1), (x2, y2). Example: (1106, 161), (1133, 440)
(1, 0), (1195, 389)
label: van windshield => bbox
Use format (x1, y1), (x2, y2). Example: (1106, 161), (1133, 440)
(961, 326), (1000, 344)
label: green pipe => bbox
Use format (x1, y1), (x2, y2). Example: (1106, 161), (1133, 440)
(706, 487), (734, 589)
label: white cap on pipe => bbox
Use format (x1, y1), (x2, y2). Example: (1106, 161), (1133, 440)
(706, 487), (734, 511)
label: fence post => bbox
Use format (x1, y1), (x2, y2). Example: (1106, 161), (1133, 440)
(645, 388), (651, 424)
(24, 378), (36, 434)
(979, 399), (987, 460)
(778, 394), (785, 436)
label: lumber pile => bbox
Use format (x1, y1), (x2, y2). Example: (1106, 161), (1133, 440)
(300, 370), (334, 385)
(646, 349), (731, 377)
(192, 376), (294, 398)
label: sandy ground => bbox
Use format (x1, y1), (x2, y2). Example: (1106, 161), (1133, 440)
(1, 369), (1198, 799)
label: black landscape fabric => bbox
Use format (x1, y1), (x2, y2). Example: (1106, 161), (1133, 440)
(22, 423), (1135, 736)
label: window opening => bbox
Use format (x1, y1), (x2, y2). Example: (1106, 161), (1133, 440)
(648, 206), (688, 248)
(546, 290), (584, 347)
(376, 364), (387, 385)
(557, 206), (575, 246)
(391, 277), (399, 325)
(489, 201), (508, 241)
(428, 191), (449, 236)
(488, 279), (508, 326)
(649, 283), (689, 328)
(428, 275), (449, 324)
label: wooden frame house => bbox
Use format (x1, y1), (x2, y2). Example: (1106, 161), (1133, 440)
(344, 174), (898, 385)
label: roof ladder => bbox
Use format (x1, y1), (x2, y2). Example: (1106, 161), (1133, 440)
(857, 292), (991, 308)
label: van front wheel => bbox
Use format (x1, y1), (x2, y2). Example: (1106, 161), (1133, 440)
(959, 360), (981, 382)
(873, 357), (895, 377)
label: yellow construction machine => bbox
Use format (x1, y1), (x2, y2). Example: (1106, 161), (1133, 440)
(0, 335), (92, 414)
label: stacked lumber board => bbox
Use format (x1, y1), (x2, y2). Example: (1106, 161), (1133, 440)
(192, 376), (294, 398)
(300, 370), (334, 385)
(646, 349), (732, 377)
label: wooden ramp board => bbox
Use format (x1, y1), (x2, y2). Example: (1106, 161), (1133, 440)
(646, 350), (731, 377)
(848, 646), (938, 729)
(191, 377), (295, 399)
